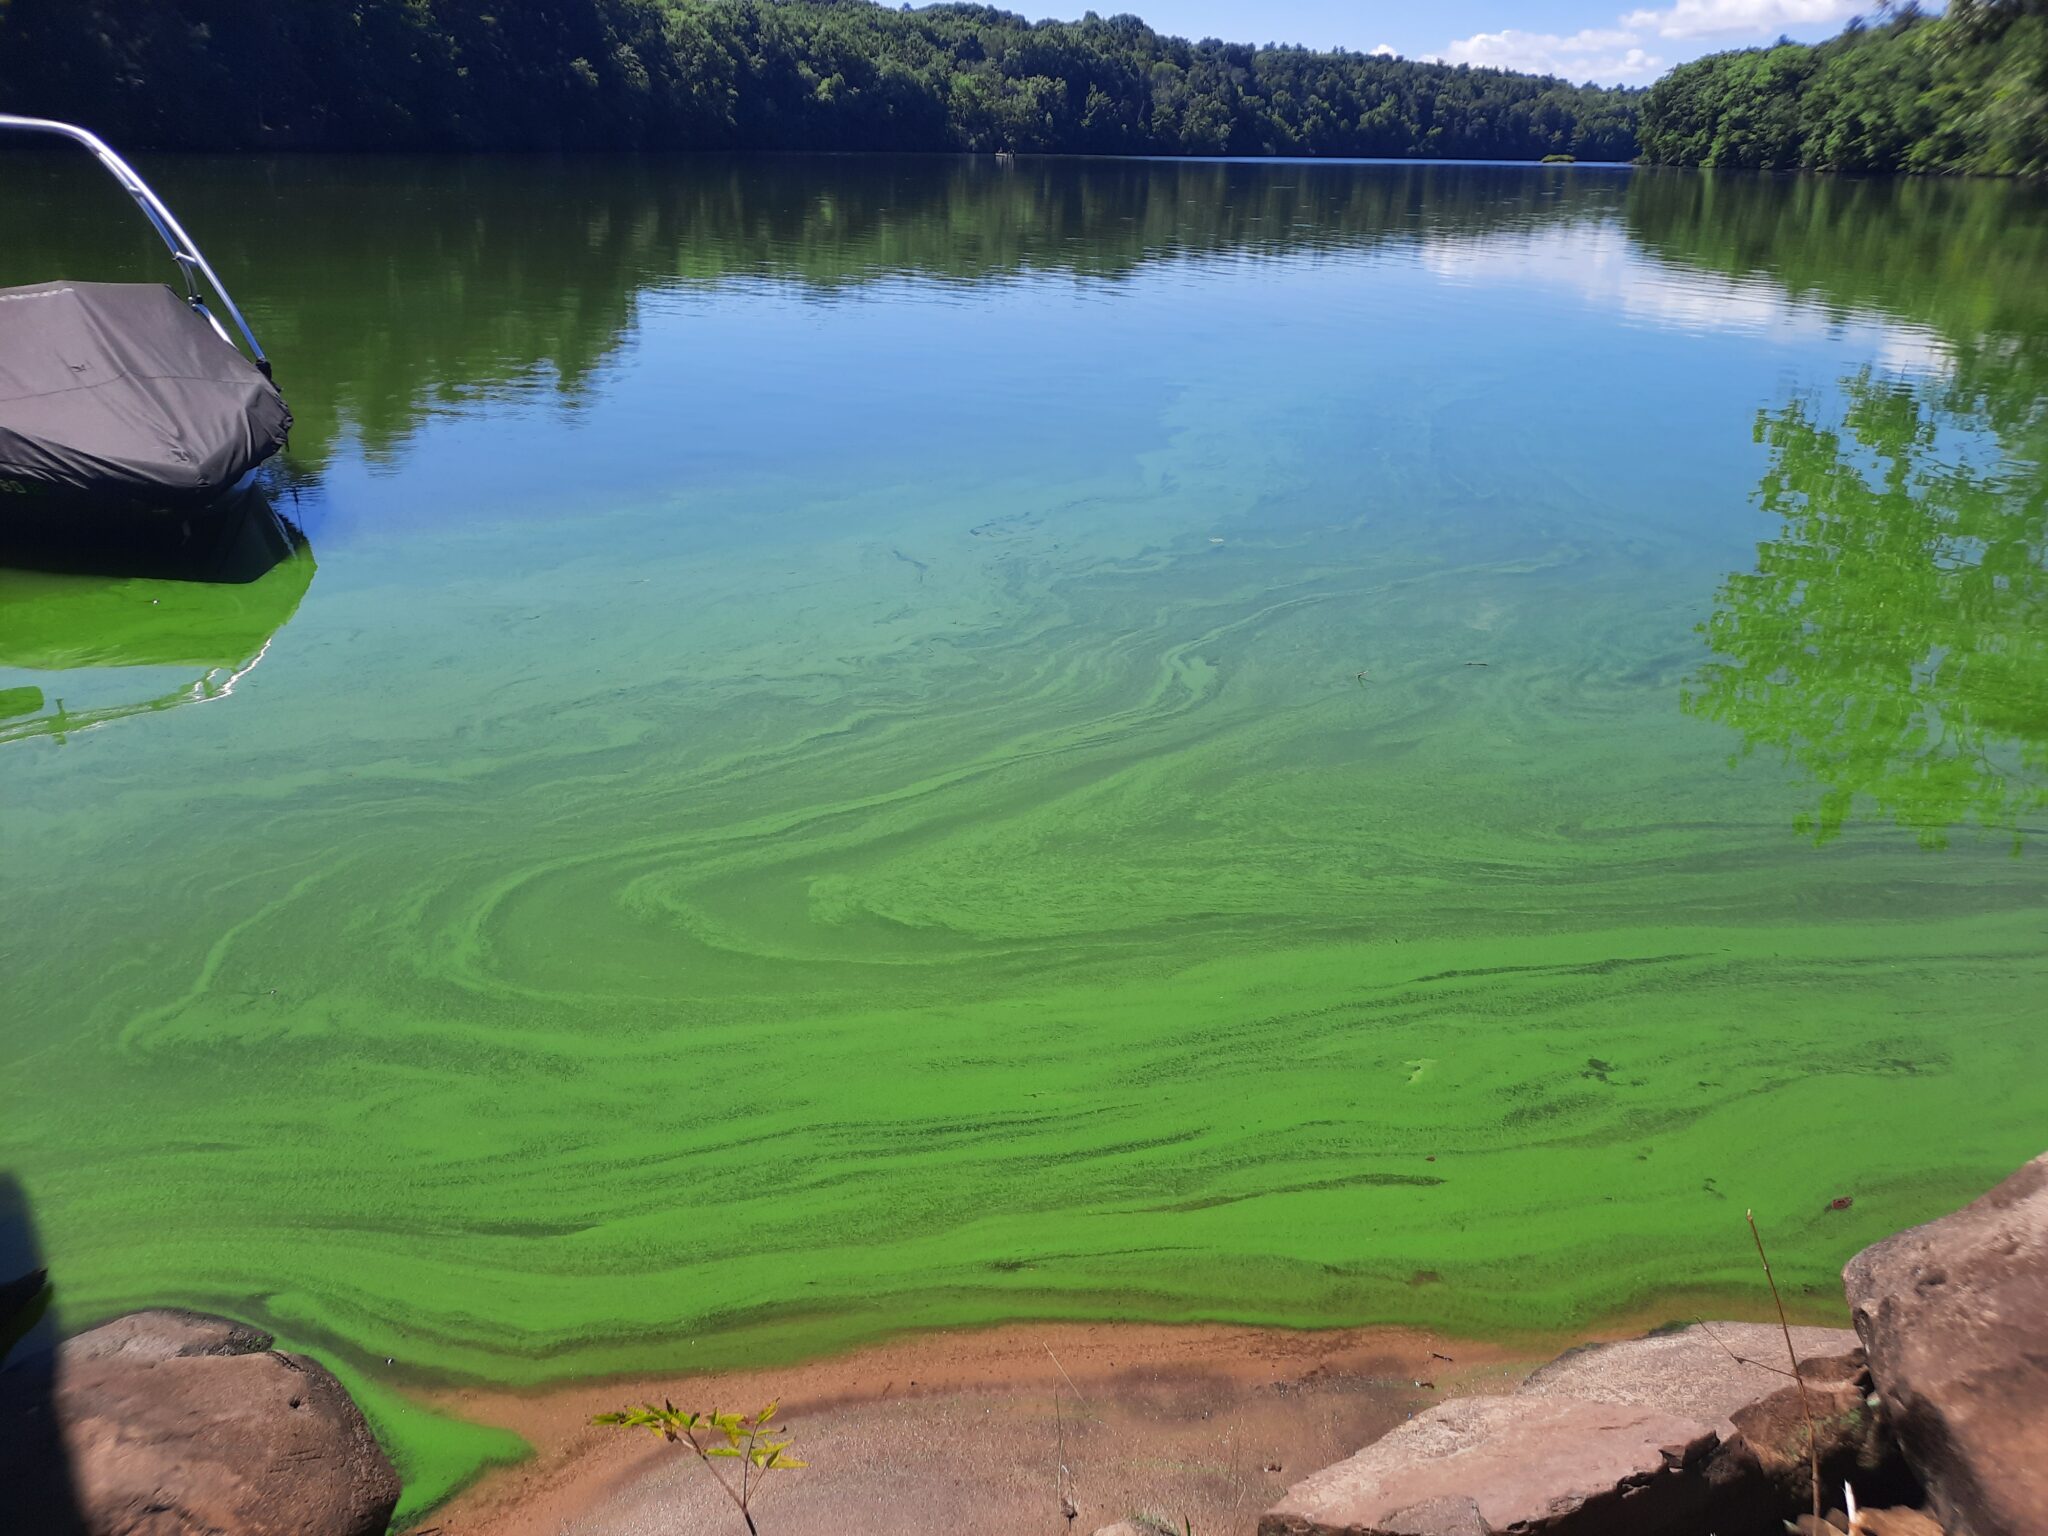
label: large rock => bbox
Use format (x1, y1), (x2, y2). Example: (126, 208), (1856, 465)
(60, 1306), (274, 1364)
(1844, 1153), (2048, 1536)
(1713, 1350), (1919, 1516)
(27, 1309), (400, 1536)
(1522, 1324), (1918, 1523)
(1518, 1321), (1861, 1433)
(1257, 1394), (1717, 1536)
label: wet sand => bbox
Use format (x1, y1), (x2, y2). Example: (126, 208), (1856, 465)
(410, 1322), (1545, 1536)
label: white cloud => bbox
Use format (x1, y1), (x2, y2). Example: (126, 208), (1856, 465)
(1439, 27), (1668, 85)
(1623, 0), (1864, 39)
(1434, 0), (1865, 86)
(1370, 42), (1398, 58)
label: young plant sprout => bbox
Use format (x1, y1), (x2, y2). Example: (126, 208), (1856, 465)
(592, 1400), (805, 1534)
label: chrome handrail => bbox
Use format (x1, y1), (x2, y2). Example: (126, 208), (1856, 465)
(0, 113), (272, 376)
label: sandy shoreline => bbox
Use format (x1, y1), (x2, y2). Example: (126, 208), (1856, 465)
(409, 1320), (1552, 1535)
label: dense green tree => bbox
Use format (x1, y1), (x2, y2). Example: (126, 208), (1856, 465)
(4, 0), (2036, 172)
(0, 0), (1639, 159)
(1639, 2), (2048, 174)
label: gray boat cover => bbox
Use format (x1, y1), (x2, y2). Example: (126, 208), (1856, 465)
(0, 281), (289, 508)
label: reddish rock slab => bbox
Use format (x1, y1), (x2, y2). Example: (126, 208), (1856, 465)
(1518, 1322), (1861, 1434)
(1257, 1394), (1717, 1536)
(53, 1310), (399, 1536)
(1844, 1153), (2048, 1536)
(60, 1306), (274, 1364)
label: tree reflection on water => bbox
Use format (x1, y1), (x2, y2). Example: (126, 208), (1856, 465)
(1688, 366), (2047, 848)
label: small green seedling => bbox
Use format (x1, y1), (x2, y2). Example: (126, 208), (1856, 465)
(593, 1400), (805, 1534)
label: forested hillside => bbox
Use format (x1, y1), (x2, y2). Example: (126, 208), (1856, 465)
(0, 0), (1638, 159)
(9, 0), (2041, 174)
(1638, 0), (2048, 174)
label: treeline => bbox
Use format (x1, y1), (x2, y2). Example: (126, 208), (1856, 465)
(1638, 0), (2048, 174)
(0, 0), (1639, 159)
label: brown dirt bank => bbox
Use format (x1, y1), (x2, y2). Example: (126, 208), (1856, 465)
(407, 1321), (1560, 1536)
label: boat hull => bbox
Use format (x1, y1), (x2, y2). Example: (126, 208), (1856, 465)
(0, 281), (290, 512)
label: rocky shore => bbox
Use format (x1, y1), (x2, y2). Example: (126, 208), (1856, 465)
(4, 1151), (2040, 1536)
(1258, 1151), (2046, 1536)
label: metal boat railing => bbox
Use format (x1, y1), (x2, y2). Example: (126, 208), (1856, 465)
(0, 113), (272, 376)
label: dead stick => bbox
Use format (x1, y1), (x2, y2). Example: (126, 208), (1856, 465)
(1748, 1209), (1821, 1522)
(1048, 1346), (1080, 1523)
(1692, 1317), (1797, 1379)
(1044, 1344), (1085, 1406)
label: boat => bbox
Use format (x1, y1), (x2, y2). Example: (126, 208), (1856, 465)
(0, 115), (290, 512)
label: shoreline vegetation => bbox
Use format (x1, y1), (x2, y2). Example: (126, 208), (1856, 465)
(0, 0), (2039, 174)
(1638, 0), (2048, 176)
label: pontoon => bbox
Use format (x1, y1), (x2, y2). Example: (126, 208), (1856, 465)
(0, 116), (290, 510)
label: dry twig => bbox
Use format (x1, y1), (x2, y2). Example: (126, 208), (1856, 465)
(1747, 1209), (1822, 1523)
(1693, 1317), (1799, 1379)
(1048, 1347), (1080, 1525)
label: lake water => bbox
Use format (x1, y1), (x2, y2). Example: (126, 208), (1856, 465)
(2, 155), (2044, 1508)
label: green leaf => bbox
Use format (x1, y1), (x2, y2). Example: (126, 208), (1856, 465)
(704, 1445), (742, 1459)
(755, 1401), (779, 1426)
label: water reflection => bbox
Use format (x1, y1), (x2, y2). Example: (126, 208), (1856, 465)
(1422, 220), (1953, 363)
(0, 481), (305, 585)
(1633, 170), (2048, 846)
(1623, 169), (2048, 354)
(0, 155), (1633, 472)
(2, 154), (2044, 845)
(1687, 370), (2047, 847)
(4, 154), (2038, 483)
(0, 488), (314, 746)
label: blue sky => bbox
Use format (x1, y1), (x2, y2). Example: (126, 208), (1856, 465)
(1012, 1), (1879, 85)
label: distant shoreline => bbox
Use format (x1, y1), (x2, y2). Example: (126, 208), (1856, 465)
(0, 141), (1641, 167)
(11, 143), (2010, 181)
